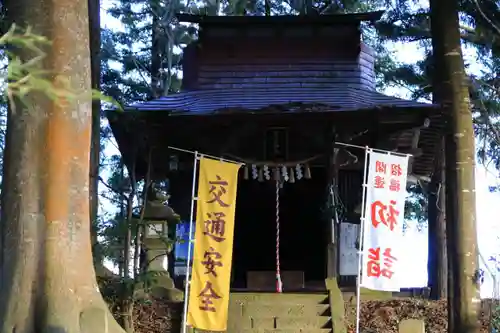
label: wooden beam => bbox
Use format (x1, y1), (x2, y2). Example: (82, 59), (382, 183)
(219, 122), (259, 156)
(407, 128), (422, 174)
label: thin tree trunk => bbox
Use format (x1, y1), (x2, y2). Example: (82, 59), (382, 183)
(119, 163), (136, 333)
(121, 191), (134, 333)
(0, 0), (125, 331)
(88, 0), (102, 267)
(430, 0), (480, 331)
(428, 53), (448, 300)
(119, 248), (125, 277)
(119, 161), (126, 278)
(427, 140), (448, 300)
(133, 154), (151, 277)
(264, 0), (271, 16)
(151, 0), (162, 99)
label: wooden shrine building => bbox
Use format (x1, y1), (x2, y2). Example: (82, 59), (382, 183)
(107, 11), (445, 293)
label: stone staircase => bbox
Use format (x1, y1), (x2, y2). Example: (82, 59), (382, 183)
(227, 292), (333, 333)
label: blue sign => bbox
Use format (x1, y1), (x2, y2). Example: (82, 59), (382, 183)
(175, 221), (195, 263)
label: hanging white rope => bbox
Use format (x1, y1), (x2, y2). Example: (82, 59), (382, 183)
(276, 179), (283, 293)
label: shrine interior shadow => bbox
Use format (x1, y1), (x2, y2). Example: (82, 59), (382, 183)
(231, 166), (328, 290)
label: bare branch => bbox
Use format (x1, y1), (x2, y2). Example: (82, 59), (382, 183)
(473, 0), (500, 36)
(98, 176), (128, 201)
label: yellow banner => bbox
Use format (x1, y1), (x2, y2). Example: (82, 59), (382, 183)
(187, 157), (241, 331)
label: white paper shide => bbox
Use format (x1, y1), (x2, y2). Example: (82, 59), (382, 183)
(360, 151), (409, 291)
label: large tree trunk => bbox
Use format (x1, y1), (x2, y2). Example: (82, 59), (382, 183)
(0, 0), (125, 332)
(88, 0), (102, 265)
(429, 0), (480, 331)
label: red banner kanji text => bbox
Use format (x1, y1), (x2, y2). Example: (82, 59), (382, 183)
(366, 247), (397, 279)
(370, 200), (399, 231)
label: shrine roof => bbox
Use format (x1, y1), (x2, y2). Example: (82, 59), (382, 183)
(122, 86), (437, 115)
(176, 11), (384, 25)
(109, 87), (443, 180)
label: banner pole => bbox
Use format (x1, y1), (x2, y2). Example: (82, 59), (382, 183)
(355, 147), (370, 333)
(168, 145), (243, 165)
(182, 151), (199, 333)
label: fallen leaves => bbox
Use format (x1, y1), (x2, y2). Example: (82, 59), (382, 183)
(99, 281), (499, 333)
(345, 298), (497, 333)
(133, 298), (183, 333)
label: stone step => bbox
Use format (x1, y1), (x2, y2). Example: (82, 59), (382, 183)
(229, 303), (331, 317)
(188, 326), (333, 333)
(240, 329), (332, 333)
(229, 292), (329, 304)
(229, 316), (332, 330)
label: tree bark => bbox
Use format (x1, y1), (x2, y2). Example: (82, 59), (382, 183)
(0, 0), (125, 332)
(430, 0), (481, 331)
(428, 50), (448, 300)
(427, 140), (448, 300)
(88, 0), (102, 265)
(119, 175), (136, 333)
(150, 0), (162, 99)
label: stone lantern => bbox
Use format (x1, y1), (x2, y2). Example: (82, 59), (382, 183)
(140, 185), (183, 300)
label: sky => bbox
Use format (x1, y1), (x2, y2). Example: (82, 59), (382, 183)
(100, 2), (500, 297)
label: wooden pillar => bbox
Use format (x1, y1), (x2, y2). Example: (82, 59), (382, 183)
(427, 140), (448, 299)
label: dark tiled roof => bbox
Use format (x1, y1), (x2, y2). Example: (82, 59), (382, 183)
(176, 11), (385, 25)
(124, 86), (436, 115)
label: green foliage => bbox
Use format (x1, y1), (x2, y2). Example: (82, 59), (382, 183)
(491, 303), (500, 332)
(3, 24), (122, 112)
(2, 25), (71, 110)
(102, 0), (197, 104)
(376, 1), (500, 175)
(404, 185), (428, 232)
(98, 0), (196, 284)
